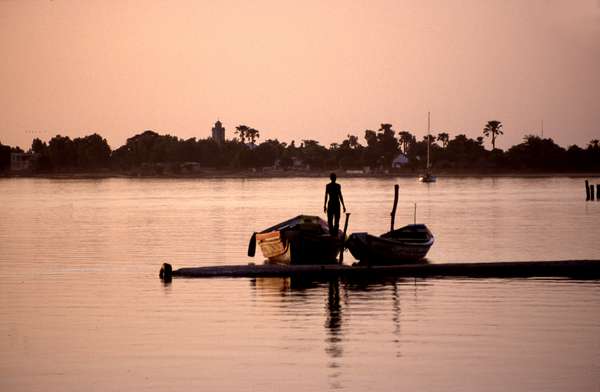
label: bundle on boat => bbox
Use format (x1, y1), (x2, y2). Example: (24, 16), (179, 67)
(248, 215), (343, 265)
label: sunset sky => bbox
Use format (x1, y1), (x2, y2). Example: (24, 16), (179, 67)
(1, 0), (599, 150)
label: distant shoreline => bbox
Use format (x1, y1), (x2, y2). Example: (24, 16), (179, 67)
(2, 170), (599, 180)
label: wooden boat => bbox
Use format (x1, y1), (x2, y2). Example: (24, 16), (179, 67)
(248, 215), (342, 265)
(346, 224), (434, 264)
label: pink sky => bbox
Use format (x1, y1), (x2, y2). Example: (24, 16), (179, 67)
(1, 0), (599, 150)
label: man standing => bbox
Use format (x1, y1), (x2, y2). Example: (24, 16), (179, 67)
(324, 173), (346, 236)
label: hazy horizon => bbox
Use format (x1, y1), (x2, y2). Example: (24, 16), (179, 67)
(1, 0), (599, 151)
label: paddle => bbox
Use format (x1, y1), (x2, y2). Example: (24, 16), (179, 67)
(338, 212), (351, 264)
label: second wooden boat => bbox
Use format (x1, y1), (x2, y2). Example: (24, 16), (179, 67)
(345, 184), (434, 264)
(346, 224), (434, 264)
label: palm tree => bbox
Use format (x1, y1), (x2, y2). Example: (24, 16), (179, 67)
(246, 127), (260, 144)
(379, 123), (393, 133)
(398, 131), (414, 154)
(347, 134), (359, 149)
(437, 132), (449, 148)
(483, 120), (503, 150)
(235, 125), (250, 143)
(589, 139), (599, 149)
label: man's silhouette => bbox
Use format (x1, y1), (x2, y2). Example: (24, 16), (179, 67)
(324, 173), (346, 236)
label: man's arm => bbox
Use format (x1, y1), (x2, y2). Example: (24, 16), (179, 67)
(324, 188), (328, 212)
(339, 186), (346, 212)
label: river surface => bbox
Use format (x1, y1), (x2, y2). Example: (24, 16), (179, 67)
(1, 177), (599, 391)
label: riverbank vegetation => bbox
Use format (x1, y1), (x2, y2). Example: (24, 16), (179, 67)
(1, 122), (599, 175)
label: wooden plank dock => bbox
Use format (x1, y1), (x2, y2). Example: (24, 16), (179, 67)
(160, 260), (600, 281)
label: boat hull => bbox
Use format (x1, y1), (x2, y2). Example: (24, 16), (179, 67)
(254, 215), (341, 265)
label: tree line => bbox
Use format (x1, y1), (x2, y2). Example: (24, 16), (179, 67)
(1, 121), (599, 173)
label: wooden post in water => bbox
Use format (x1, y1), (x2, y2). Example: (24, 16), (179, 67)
(339, 212), (351, 264)
(585, 180), (590, 201)
(591, 183), (596, 201)
(390, 184), (399, 231)
(414, 203), (417, 225)
(597, 184), (600, 201)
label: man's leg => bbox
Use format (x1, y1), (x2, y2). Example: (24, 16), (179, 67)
(327, 209), (335, 235)
(333, 210), (340, 235)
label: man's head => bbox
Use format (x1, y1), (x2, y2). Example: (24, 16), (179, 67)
(330, 173), (337, 182)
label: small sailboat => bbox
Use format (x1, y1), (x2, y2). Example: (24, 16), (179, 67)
(419, 112), (437, 183)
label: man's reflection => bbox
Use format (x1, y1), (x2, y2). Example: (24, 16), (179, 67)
(248, 276), (418, 390)
(325, 279), (343, 389)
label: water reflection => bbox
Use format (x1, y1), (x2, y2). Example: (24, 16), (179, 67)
(325, 279), (343, 389)
(391, 281), (401, 357)
(250, 276), (347, 388)
(249, 276), (427, 390)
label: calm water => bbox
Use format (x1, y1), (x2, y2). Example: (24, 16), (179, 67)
(1, 177), (599, 391)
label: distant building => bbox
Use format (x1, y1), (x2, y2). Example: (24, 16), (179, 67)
(180, 162), (203, 173)
(211, 121), (225, 145)
(10, 152), (34, 171)
(392, 153), (409, 168)
(291, 157), (304, 168)
(345, 169), (364, 174)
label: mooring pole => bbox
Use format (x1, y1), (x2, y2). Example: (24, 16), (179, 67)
(591, 183), (596, 201)
(414, 203), (417, 225)
(597, 184), (600, 201)
(339, 212), (351, 264)
(585, 180), (590, 201)
(390, 184), (399, 231)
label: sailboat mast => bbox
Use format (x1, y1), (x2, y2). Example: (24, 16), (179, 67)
(427, 112), (430, 169)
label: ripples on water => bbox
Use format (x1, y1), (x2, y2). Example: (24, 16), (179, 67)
(1, 177), (599, 391)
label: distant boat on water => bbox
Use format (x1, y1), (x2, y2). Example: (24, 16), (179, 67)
(419, 172), (436, 183)
(419, 112), (437, 183)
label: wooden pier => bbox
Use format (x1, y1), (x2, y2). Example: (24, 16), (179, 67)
(160, 259), (600, 281)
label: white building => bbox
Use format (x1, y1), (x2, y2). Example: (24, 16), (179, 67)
(10, 152), (34, 171)
(392, 153), (409, 168)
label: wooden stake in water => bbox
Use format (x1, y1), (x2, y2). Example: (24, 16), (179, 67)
(585, 180), (590, 201)
(390, 184), (399, 231)
(591, 183), (596, 201)
(414, 203), (417, 225)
